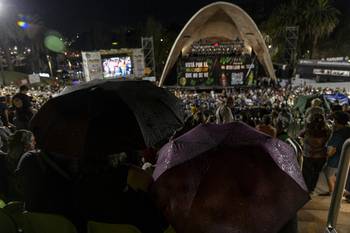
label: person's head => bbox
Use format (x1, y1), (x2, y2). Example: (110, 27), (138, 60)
(342, 104), (349, 112)
(226, 96), (234, 108)
(305, 113), (327, 136)
(0, 96), (5, 103)
(193, 111), (206, 124)
(311, 98), (322, 108)
(262, 114), (272, 125)
(19, 85), (29, 94)
(8, 130), (36, 165)
(190, 105), (198, 115)
(332, 111), (350, 128)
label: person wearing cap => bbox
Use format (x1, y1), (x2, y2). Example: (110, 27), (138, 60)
(324, 111), (350, 195)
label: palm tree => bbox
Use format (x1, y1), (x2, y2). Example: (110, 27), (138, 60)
(303, 0), (340, 58)
(262, 0), (306, 61)
(264, 0), (340, 60)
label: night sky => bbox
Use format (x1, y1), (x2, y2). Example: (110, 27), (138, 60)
(11, 0), (350, 35)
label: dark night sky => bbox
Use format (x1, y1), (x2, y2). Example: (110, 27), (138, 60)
(11, 0), (350, 35)
(12, 0), (276, 33)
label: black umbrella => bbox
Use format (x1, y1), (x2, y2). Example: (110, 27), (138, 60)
(30, 80), (185, 158)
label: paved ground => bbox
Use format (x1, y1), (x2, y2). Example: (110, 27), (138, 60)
(291, 78), (350, 232)
(298, 173), (350, 233)
(298, 195), (350, 233)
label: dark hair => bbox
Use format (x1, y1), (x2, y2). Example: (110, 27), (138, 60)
(20, 85), (29, 92)
(262, 114), (272, 125)
(333, 111), (350, 125)
(7, 130), (34, 169)
(306, 113), (328, 137)
(0, 96), (5, 102)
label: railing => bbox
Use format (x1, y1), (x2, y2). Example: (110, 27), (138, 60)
(286, 138), (304, 169)
(325, 139), (350, 233)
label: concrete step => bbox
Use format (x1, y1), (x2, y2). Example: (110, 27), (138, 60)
(298, 221), (350, 233)
(297, 195), (350, 233)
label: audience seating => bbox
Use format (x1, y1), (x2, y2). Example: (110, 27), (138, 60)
(3, 202), (25, 232)
(0, 209), (17, 233)
(23, 212), (77, 233)
(164, 226), (176, 233)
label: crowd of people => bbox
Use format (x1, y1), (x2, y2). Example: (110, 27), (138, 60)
(0, 81), (350, 233)
(173, 84), (350, 202)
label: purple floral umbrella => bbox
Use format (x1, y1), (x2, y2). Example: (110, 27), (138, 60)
(152, 122), (309, 233)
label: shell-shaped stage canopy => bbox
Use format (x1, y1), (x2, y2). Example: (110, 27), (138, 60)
(159, 1), (276, 86)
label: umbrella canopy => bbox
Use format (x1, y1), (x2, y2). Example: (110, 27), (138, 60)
(324, 93), (349, 106)
(293, 94), (330, 114)
(30, 80), (185, 158)
(152, 122), (309, 233)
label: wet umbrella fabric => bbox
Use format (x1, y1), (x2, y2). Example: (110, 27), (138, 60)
(152, 122), (309, 233)
(30, 80), (184, 158)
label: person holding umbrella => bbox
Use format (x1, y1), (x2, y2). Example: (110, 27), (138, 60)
(29, 80), (184, 232)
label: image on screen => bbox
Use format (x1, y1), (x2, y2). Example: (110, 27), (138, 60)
(103, 57), (132, 78)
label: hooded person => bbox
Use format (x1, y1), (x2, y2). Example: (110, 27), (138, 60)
(216, 96), (234, 124)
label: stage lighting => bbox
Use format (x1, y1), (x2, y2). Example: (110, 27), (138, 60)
(17, 20), (29, 29)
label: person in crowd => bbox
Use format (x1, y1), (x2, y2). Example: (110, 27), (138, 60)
(12, 85), (34, 130)
(256, 114), (277, 138)
(0, 96), (10, 127)
(276, 108), (293, 141)
(299, 113), (331, 194)
(76, 151), (166, 233)
(16, 143), (75, 223)
(216, 96), (234, 124)
(342, 103), (350, 115)
(332, 100), (343, 112)
(325, 111), (350, 195)
(0, 148), (7, 201)
(7, 130), (36, 172)
(305, 98), (325, 120)
(0, 120), (11, 152)
(4, 130), (36, 201)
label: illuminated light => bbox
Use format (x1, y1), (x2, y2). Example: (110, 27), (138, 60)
(112, 42), (118, 46)
(160, 38), (164, 42)
(213, 42), (219, 47)
(268, 45), (272, 49)
(44, 34), (65, 53)
(17, 20), (29, 29)
(39, 73), (50, 78)
(14, 46), (18, 50)
(27, 48), (31, 52)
